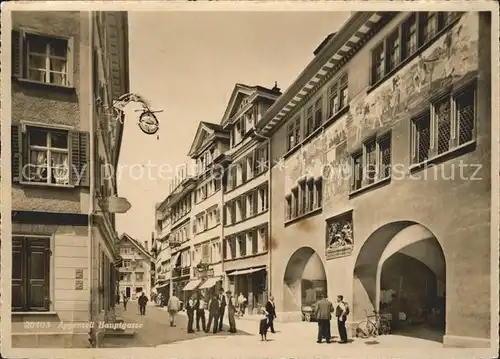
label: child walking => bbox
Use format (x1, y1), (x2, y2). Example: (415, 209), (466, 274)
(259, 308), (269, 341)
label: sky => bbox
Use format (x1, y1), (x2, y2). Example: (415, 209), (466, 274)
(116, 11), (350, 246)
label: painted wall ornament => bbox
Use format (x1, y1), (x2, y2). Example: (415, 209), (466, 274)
(345, 14), (478, 151)
(325, 210), (354, 260)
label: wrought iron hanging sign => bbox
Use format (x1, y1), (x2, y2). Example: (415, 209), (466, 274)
(96, 92), (163, 135)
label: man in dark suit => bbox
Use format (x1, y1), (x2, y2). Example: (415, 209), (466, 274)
(185, 294), (196, 333)
(314, 292), (334, 343)
(217, 288), (227, 331)
(206, 293), (220, 334)
(265, 295), (277, 333)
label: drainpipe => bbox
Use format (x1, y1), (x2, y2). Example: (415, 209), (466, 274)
(220, 177), (226, 291)
(254, 130), (272, 301)
(87, 11), (96, 348)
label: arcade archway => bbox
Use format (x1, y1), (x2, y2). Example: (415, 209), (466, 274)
(353, 222), (446, 342)
(283, 247), (327, 318)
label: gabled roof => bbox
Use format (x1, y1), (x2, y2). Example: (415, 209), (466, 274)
(187, 121), (229, 158)
(220, 83), (281, 128)
(119, 233), (154, 261)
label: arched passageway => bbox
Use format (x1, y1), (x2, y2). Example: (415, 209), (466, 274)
(283, 247), (327, 317)
(353, 222), (446, 342)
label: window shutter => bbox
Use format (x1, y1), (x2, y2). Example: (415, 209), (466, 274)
(79, 132), (90, 187)
(27, 237), (51, 311)
(12, 237), (25, 311)
(70, 131), (80, 185)
(11, 29), (24, 78)
(71, 131), (90, 187)
(11, 125), (21, 182)
(66, 37), (75, 87)
(193, 220), (197, 234)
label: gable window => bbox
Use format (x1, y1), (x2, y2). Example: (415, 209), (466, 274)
(11, 124), (89, 187)
(402, 14), (418, 59)
(386, 29), (401, 73)
(370, 12), (461, 86)
(285, 195), (292, 221)
(350, 133), (392, 192)
(12, 236), (51, 312)
(286, 116), (301, 151)
(12, 30), (73, 87)
(371, 43), (385, 84)
(285, 177), (323, 222)
(411, 84), (476, 165)
(420, 12), (438, 43)
(328, 73), (349, 118)
(314, 97), (323, 128)
(304, 105), (314, 137)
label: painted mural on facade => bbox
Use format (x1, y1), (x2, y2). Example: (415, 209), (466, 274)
(346, 13), (479, 149)
(284, 13), (478, 197)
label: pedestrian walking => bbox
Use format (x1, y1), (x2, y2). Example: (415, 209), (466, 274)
(123, 295), (128, 311)
(226, 291), (237, 333)
(167, 292), (181, 327)
(335, 295), (350, 344)
(259, 307), (269, 341)
(217, 288), (227, 331)
(138, 292), (149, 315)
(265, 295), (277, 333)
(237, 293), (247, 317)
(186, 294), (196, 333)
(314, 292), (334, 344)
(196, 293), (207, 332)
(206, 293), (220, 334)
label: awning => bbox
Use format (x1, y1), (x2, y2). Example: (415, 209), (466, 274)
(199, 277), (220, 290)
(182, 279), (202, 291)
(228, 266), (266, 276)
(156, 282), (169, 289)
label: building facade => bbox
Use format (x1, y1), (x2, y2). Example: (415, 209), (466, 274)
(10, 11), (129, 348)
(117, 233), (154, 300)
(219, 84), (280, 313)
(255, 11), (491, 348)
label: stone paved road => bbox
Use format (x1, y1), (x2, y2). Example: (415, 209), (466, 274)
(99, 305), (250, 348)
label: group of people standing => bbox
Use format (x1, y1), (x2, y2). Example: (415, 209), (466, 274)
(314, 293), (350, 344)
(165, 288), (279, 340)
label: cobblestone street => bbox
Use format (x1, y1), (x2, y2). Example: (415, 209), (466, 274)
(99, 304), (250, 348)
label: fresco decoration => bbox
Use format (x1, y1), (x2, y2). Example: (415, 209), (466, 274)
(322, 115), (351, 203)
(345, 13), (479, 150)
(325, 211), (354, 260)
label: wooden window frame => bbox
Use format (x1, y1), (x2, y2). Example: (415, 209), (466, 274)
(370, 12), (461, 86)
(286, 116), (302, 151)
(350, 134), (392, 192)
(12, 28), (75, 88)
(410, 83), (476, 165)
(11, 123), (90, 187)
(285, 177), (323, 222)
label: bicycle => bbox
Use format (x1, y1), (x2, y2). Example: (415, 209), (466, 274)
(355, 309), (391, 338)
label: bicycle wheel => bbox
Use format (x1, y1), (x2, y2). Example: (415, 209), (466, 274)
(355, 320), (377, 338)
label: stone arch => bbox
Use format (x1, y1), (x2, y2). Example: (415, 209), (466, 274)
(283, 246), (327, 313)
(353, 221), (446, 340)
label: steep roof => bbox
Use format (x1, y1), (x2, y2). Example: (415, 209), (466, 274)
(119, 233), (154, 261)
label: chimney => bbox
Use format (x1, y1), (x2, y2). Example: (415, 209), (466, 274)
(144, 241), (148, 251)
